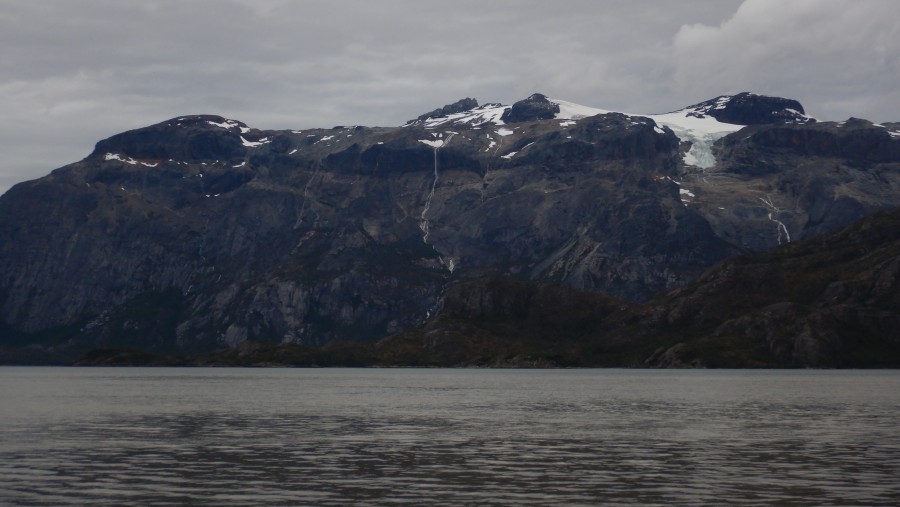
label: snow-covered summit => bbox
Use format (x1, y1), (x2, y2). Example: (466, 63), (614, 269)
(204, 118), (252, 134)
(644, 93), (814, 168)
(408, 103), (508, 129)
(550, 98), (612, 120)
(549, 93), (814, 168)
(670, 93), (815, 126)
(161, 115), (253, 133)
(643, 103), (746, 169)
(406, 92), (813, 169)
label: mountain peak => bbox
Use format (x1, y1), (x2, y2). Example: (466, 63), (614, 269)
(677, 92), (814, 125)
(408, 93), (573, 128)
(404, 92), (815, 132)
(413, 98), (479, 123)
(500, 93), (561, 123)
(90, 115), (254, 162)
(2, 88), (899, 366)
(406, 100), (506, 129)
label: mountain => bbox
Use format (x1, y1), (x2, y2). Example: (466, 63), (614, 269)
(1, 93), (899, 365)
(377, 206), (900, 368)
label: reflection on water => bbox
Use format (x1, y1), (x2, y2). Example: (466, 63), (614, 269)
(1, 368), (898, 506)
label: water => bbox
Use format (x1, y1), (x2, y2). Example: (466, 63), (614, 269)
(1, 368), (898, 506)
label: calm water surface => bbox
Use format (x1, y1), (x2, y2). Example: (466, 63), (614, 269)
(1, 367), (898, 506)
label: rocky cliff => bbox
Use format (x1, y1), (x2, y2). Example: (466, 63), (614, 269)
(379, 205), (900, 368)
(1, 93), (899, 364)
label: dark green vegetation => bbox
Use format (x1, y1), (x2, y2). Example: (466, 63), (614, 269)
(2, 94), (900, 367)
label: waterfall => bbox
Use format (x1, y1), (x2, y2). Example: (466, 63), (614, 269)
(758, 195), (792, 245)
(419, 132), (456, 243)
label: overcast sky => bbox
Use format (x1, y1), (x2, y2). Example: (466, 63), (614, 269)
(2, 0), (898, 195)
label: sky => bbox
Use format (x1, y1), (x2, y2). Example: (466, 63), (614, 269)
(2, 0), (899, 195)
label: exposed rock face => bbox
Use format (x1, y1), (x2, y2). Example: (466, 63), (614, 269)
(684, 116), (900, 249)
(683, 92), (813, 125)
(500, 93), (560, 122)
(92, 115), (254, 161)
(414, 98), (479, 122)
(641, 206), (900, 367)
(1, 93), (899, 363)
(382, 207), (900, 368)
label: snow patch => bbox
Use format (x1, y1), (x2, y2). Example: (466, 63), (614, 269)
(206, 119), (244, 130)
(104, 153), (137, 165)
(547, 95), (749, 169)
(647, 110), (745, 137)
(240, 136), (271, 148)
(406, 94), (817, 171)
(647, 110), (743, 169)
(233, 161), (247, 168)
(501, 151), (518, 159)
(414, 103), (508, 129)
(550, 98), (611, 120)
(679, 187), (696, 204)
(419, 139), (444, 148)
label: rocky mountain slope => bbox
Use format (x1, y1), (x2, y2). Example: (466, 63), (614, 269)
(1, 92), (899, 364)
(376, 206), (900, 368)
(76, 206), (900, 368)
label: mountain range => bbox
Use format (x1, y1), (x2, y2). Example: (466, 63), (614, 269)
(1, 92), (898, 366)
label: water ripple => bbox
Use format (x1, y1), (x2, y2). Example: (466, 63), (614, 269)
(1, 368), (898, 506)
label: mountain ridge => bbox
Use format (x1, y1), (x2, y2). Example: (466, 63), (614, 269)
(1, 92), (899, 365)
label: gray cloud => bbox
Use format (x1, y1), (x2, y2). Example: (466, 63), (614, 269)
(1, 0), (896, 195)
(671, 0), (900, 121)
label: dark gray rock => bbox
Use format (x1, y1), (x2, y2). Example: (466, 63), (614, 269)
(1, 93), (899, 363)
(414, 98), (479, 122)
(380, 208), (900, 368)
(683, 92), (813, 125)
(91, 115), (252, 162)
(500, 93), (560, 123)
